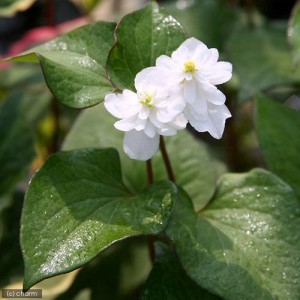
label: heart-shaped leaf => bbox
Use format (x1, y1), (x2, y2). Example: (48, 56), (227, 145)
(141, 241), (221, 300)
(167, 169), (300, 300)
(63, 104), (225, 211)
(107, 1), (186, 90)
(21, 148), (176, 290)
(8, 22), (116, 108)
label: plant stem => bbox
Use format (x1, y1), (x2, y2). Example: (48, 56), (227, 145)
(146, 159), (153, 185)
(147, 235), (155, 263)
(159, 136), (175, 182)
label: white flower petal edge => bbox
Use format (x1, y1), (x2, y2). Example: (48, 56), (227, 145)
(185, 103), (231, 139)
(154, 37), (232, 139)
(104, 37), (232, 160)
(104, 68), (187, 161)
(124, 130), (160, 161)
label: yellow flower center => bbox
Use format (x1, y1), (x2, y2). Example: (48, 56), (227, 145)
(139, 93), (154, 108)
(184, 61), (197, 73)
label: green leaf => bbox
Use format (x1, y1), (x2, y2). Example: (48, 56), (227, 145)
(256, 94), (300, 199)
(8, 22), (116, 108)
(0, 0), (35, 16)
(21, 148), (176, 290)
(167, 169), (300, 300)
(107, 1), (186, 90)
(56, 237), (151, 299)
(228, 24), (300, 102)
(63, 104), (224, 211)
(288, 3), (300, 68)
(141, 241), (221, 300)
(0, 89), (50, 197)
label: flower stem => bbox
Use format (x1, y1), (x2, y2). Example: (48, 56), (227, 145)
(146, 159), (153, 185)
(159, 136), (175, 182)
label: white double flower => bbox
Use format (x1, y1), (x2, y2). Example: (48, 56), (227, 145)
(104, 37), (232, 161)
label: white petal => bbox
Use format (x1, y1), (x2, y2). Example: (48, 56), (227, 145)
(135, 67), (157, 91)
(184, 73), (193, 81)
(114, 116), (137, 131)
(172, 45), (190, 63)
(134, 118), (147, 131)
(181, 37), (207, 56)
(172, 113), (188, 129)
(156, 108), (175, 123)
(195, 48), (219, 66)
(144, 121), (157, 138)
(184, 79), (196, 103)
(201, 61), (232, 85)
(139, 64), (182, 89)
(195, 72), (209, 84)
(104, 93), (135, 119)
(158, 127), (177, 136)
(157, 114), (187, 136)
(188, 103), (231, 139)
(156, 55), (178, 71)
(189, 86), (208, 117)
(149, 113), (163, 128)
(168, 94), (186, 113)
(122, 89), (139, 104)
(207, 103), (231, 138)
(122, 90), (141, 112)
(104, 93), (122, 118)
(123, 130), (160, 161)
(138, 107), (150, 119)
(185, 105), (208, 124)
(201, 83), (226, 105)
(104, 90), (141, 119)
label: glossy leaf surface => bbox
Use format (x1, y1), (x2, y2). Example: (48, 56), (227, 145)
(63, 104), (224, 210)
(21, 148), (176, 289)
(107, 2), (186, 90)
(56, 237), (151, 299)
(141, 241), (221, 300)
(9, 22), (116, 108)
(167, 169), (300, 300)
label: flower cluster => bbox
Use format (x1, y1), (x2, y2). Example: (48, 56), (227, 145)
(104, 37), (232, 161)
